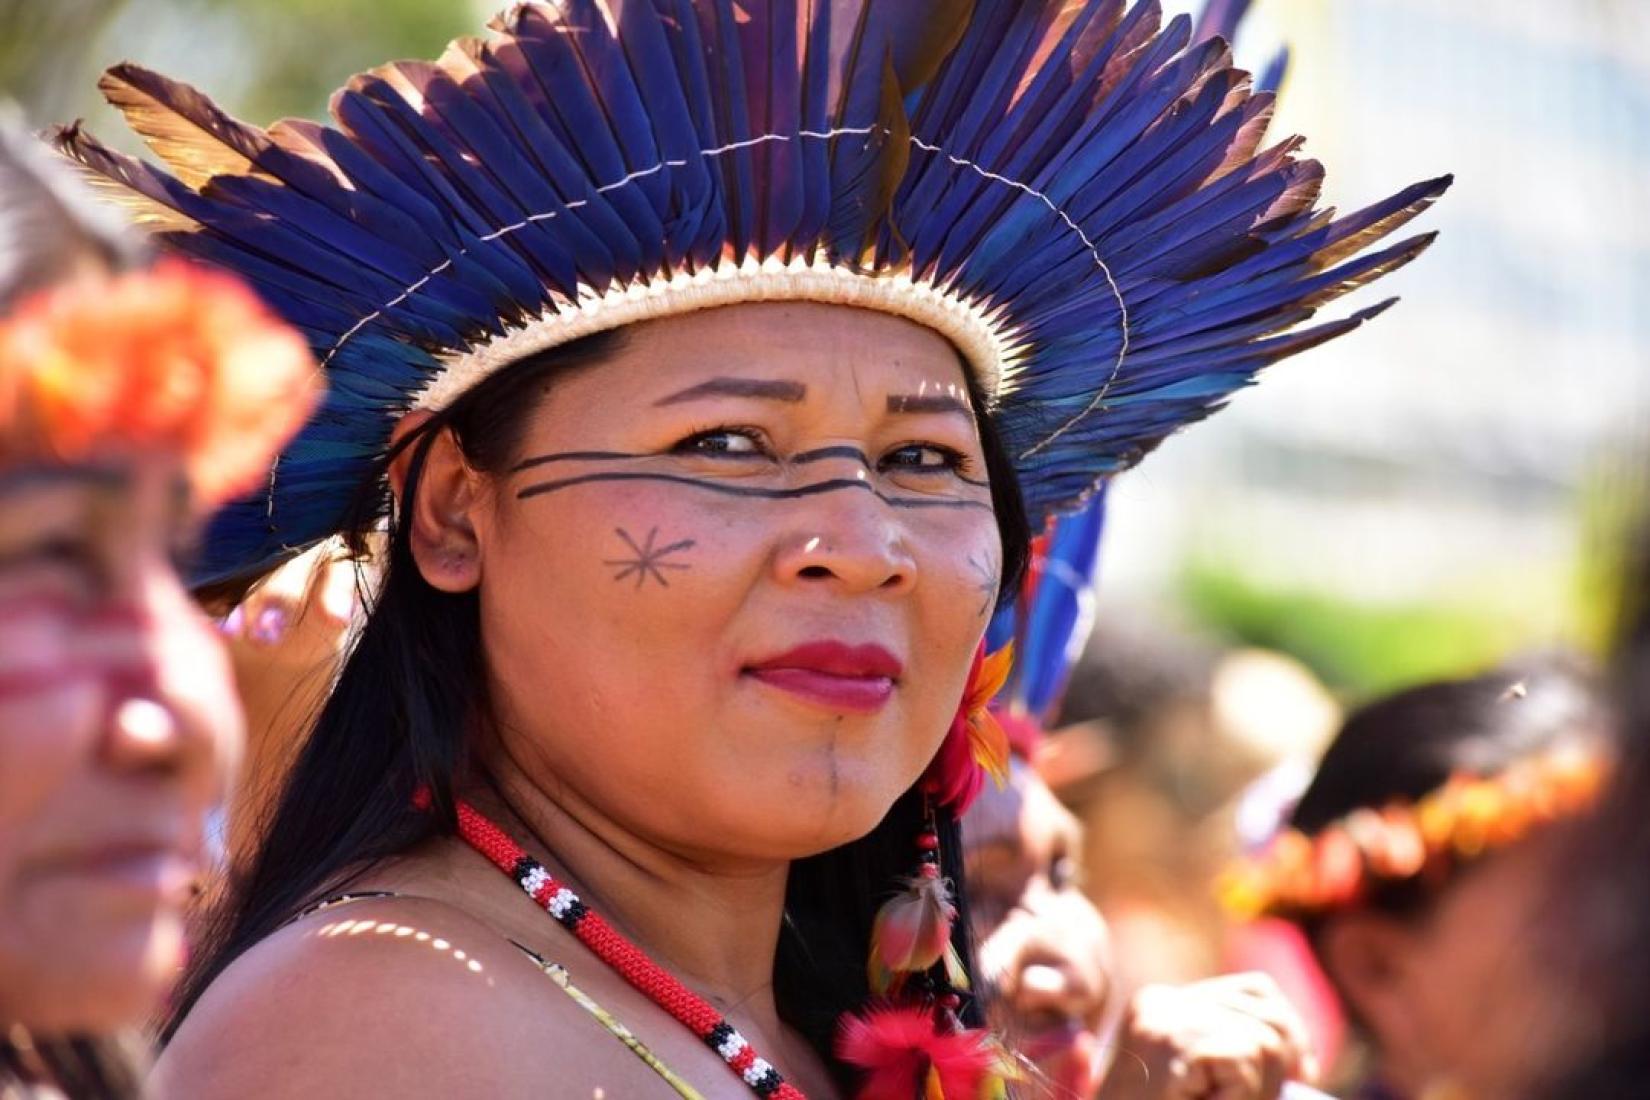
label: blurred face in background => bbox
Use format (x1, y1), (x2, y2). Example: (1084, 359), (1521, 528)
(965, 756), (1113, 1098)
(0, 457), (243, 1033)
(1320, 826), (1575, 1099)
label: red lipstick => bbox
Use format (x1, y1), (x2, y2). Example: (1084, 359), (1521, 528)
(744, 641), (903, 714)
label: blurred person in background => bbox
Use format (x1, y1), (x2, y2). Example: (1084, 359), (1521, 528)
(1051, 616), (1340, 991)
(1219, 658), (1613, 1100)
(0, 117), (315, 1095)
(965, 737), (1321, 1100)
(1515, 700), (1650, 1100)
(202, 544), (362, 873)
(974, 492), (1326, 1100)
(1506, 511), (1650, 1100)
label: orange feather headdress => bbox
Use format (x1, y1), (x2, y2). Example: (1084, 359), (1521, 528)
(1218, 740), (1610, 921)
(0, 118), (317, 505)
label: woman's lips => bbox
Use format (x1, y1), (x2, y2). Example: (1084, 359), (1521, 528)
(744, 641), (903, 714)
(35, 844), (197, 905)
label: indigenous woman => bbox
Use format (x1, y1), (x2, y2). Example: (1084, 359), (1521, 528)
(1220, 660), (1613, 1100)
(0, 119), (314, 1095)
(60, 2), (1448, 1096)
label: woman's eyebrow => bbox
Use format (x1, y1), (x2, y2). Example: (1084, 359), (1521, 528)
(0, 463), (129, 494)
(653, 377), (807, 406)
(887, 393), (971, 417)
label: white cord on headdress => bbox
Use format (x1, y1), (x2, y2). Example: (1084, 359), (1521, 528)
(280, 128), (1133, 521)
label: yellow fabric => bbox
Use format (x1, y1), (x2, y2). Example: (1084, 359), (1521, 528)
(516, 945), (707, 1100)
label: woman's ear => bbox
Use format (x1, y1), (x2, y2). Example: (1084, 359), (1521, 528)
(387, 412), (483, 594)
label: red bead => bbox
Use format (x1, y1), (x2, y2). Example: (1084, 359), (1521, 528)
(917, 833), (939, 850)
(453, 799), (803, 1099)
(919, 862), (941, 879)
(938, 993), (962, 1010)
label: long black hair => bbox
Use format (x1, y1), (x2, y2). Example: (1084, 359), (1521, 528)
(0, 1032), (146, 1100)
(171, 327), (1032, 1088)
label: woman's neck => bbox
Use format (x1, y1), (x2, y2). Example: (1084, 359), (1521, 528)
(465, 753), (793, 1026)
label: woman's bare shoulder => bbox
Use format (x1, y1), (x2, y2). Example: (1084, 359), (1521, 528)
(153, 895), (634, 1099)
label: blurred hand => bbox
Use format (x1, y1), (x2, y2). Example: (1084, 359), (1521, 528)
(219, 541), (357, 665)
(216, 542), (361, 866)
(1099, 973), (1319, 1100)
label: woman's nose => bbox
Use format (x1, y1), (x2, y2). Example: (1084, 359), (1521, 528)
(98, 586), (235, 796)
(772, 483), (918, 595)
(103, 693), (186, 772)
(1011, 955), (1098, 1021)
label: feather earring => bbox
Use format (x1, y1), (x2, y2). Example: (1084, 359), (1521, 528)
(868, 803), (968, 997)
(849, 811), (1016, 1100)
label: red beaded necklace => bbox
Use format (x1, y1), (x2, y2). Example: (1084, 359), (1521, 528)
(453, 799), (809, 1100)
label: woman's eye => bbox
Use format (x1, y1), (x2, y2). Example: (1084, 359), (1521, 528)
(672, 427), (768, 458)
(1049, 855), (1080, 892)
(881, 443), (964, 472)
(29, 537), (96, 573)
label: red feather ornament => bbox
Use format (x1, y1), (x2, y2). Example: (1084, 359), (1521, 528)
(837, 1006), (1013, 1100)
(923, 643), (1014, 814)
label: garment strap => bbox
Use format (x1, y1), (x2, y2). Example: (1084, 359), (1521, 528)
(512, 942), (706, 1100)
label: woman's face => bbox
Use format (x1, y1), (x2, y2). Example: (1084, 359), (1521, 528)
(965, 758), (1112, 1099)
(0, 459), (243, 1032)
(465, 303), (1001, 861)
(1377, 829), (1575, 1099)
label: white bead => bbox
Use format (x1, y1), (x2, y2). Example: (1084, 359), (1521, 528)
(548, 887), (577, 918)
(718, 1032), (748, 1061)
(521, 867), (551, 896)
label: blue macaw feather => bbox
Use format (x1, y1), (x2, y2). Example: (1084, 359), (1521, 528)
(329, 83), (562, 309)
(739, 0), (805, 254)
(492, 16), (668, 273)
(965, 3), (1116, 174)
(349, 68), (563, 308)
(1194, 0), (1251, 45)
(699, 0), (760, 258)
(397, 61), (585, 294)
(199, 174), (453, 294)
(56, 0), (1448, 584)
(1010, 491), (1107, 720)
(447, 42), (636, 282)
(510, 5), (666, 214)
(612, 1), (721, 260)
(789, 0), (836, 254)
(896, 1), (1050, 266)
(269, 118), (465, 255)
(1258, 46), (1289, 94)
(916, 3), (1164, 273)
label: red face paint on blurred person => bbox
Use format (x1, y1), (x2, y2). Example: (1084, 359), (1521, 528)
(0, 461), (245, 1033)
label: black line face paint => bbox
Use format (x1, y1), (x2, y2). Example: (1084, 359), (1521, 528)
(790, 445), (875, 466)
(967, 549), (1000, 616)
(603, 526), (697, 588)
(510, 447), (991, 488)
(519, 471), (994, 511)
(512, 450), (638, 474)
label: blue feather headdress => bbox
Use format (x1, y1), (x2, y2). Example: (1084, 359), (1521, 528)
(54, 0), (1449, 585)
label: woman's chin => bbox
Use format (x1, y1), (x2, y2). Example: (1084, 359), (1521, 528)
(4, 912), (184, 1033)
(759, 761), (917, 857)
(700, 753), (916, 857)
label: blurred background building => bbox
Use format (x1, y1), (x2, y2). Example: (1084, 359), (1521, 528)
(5, 0), (1647, 698)
(1119, 0), (1650, 693)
